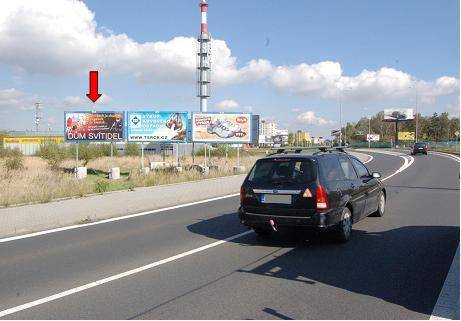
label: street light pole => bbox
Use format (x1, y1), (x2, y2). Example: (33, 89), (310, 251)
(339, 101), (342, 146)
(415, 87), (418, 143)
(368, 116), (371, 149)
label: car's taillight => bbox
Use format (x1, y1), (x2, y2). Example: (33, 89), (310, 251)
(316, 185), (330, 210)
(240, 186), (244, 205)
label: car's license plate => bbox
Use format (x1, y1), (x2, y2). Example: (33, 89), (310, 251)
(260, 194), (292, 204)
(418, 148), (423, 150)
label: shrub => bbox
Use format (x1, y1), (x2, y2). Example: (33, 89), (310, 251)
(94, 178), (110, 193)
(3, 148), (24, 171)
(125, 142), (140, 156)
(37, 143), (68, 170)
(68, 143), (103, 166)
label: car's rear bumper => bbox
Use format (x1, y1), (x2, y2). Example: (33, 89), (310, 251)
(238, 207), (343, 229)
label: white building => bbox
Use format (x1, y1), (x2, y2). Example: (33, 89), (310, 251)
(259, 120), (278, 137)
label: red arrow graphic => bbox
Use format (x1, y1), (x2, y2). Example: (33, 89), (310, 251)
(86, 71), (102, 103)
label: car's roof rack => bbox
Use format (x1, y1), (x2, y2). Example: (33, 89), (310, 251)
(314, 146), (350, 154)
(268, 146), (349, 156)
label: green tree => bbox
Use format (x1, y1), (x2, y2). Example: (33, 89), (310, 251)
(36, 143), (68, 170)
(124, 142), (140, 156)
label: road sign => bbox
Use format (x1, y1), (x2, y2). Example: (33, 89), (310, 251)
(366, 134), (380, 142)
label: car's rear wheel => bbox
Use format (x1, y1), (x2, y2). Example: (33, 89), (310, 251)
(253, 227), (270, 237)
(333, 207), (352, 243)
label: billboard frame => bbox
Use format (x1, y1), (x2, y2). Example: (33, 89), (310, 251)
(64, 111), (126, 142)
(191, 111), (253, 144)
(126, 110), (189, 143)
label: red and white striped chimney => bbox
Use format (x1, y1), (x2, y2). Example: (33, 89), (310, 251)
(200, 0), (208, 34)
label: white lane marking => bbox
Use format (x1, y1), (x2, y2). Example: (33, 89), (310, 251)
(381, 153), (414, 182)
(0, 150), (415, 317)
(430, 151), (460, 163)
(430, 245), (460, 320)
(0, 229), (253, 318)
(0, 193), (239, 244)
(363, 154), (374, 164)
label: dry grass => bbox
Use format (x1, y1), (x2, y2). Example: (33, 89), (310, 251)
(1, 154), (260, 207)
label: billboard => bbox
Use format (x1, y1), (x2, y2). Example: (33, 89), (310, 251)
(191, 112), (252, 143)
(126, 111), (187, 142)
(383, 109), (414, 122)
(398, 131), (415, 141)
(65, 112), (124, 141)
(366, 134), (380, 142)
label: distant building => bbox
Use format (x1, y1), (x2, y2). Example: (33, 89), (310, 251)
(311, 136), (325, 145)
(295, 130), (311, 145)
(259, 120), (278, 137)
(3, 131), (63, 155)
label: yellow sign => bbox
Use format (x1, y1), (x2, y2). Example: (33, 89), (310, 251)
(398, 132), (415, 140)
(3, 136), (64, 144)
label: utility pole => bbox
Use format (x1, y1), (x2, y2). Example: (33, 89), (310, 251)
(35, 102), (41, 132)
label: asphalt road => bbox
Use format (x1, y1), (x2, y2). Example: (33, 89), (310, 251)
(0, 150), (459, 319)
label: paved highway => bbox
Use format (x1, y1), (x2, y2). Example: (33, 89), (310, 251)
(0, 150), (459, 319)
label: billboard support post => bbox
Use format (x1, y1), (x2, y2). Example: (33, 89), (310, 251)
(192, 143), (195, 164)
(237, 146), (240, 167)
(75, 142), (79, 170)
(204, 144), (207, 167)
(110, 142), (113, 165)
(176, 143), (180, 167)
(141, 143), (145, 170)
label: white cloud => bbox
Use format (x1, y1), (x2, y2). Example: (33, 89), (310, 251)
(0, 0), (458, 104)
(0, 88), (27, 110)
(214, 99), (239, 110)
(271, 63), (459, 102)
(0, 0), (270, 86)
(296, 111), (336, 126)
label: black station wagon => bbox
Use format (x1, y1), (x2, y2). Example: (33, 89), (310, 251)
(238, 147), (386, 242)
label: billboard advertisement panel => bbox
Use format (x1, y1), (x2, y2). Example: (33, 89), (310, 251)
(191, 112), (251, 143)
(383, 109), (414, 121)
(366, 134), (380, 142)
(126, 111), (187, 142)
(65, 112), (124, 141)
(398, 131), (415, 141)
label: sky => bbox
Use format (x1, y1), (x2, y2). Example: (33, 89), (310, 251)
(0, 0), (459, 137)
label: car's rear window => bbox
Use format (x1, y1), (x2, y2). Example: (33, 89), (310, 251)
(415, 143), (427, 147)
(247, 158), (316, 185)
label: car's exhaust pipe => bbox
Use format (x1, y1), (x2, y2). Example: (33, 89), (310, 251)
(269, 219), (278, 232)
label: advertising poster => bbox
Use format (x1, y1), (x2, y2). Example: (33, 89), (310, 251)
(65, 112), (124, 141)
(398, 131), (415, 141)
(127, 111), (187, 142)
(383, 109), (414, 121)
(192, 113), (251, 143)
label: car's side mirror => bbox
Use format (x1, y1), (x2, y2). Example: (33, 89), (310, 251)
(372, 172), (381, 179)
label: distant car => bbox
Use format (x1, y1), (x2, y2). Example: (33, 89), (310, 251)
(411, 142), (428, 155)
(238, 147), (386, 242)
